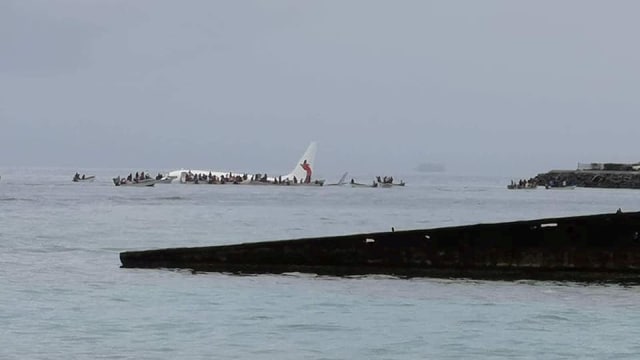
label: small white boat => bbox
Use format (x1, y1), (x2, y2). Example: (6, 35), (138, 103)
(375, 176), (405, 188)
(112, 176), (157, 187)
(545, 185), (576, 190)
(379, 182), (405, 188)
(351, 183), (377, 188)
(507, 184), (538, 190)
(350, 179), (378, 188)
(156, 175), (177, 184)
(73, 175), (95, 182)
(545, 181), (576, 190)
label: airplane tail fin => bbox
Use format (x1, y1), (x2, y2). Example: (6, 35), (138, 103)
(284, 142), (317, 182)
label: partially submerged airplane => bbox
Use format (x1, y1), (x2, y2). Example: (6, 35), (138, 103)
(167, 142), (324, 186)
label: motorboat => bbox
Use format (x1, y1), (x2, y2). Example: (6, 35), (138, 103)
(507, 180), (538, 189)
(544, 180), (576, 190)
(507, 184), (538, 190)
(379, 181), (405, 188)
(545, 185), (576, 190)
(112, 176), (158, 187)
(73, 174), (95, 182)
(350, 179), (378, 188)
(156, 175), (177, 184)
(376, 176), (405, 188)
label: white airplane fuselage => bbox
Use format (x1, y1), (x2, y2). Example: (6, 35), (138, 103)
(167, 142), (322, 185)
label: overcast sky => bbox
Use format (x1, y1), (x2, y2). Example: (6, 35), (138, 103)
(1, 1), (639, 177)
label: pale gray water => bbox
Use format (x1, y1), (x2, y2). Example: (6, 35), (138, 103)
(2, 167), (640, 359)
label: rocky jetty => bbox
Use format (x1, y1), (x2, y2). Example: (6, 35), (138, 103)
(535, 170), (640, 189)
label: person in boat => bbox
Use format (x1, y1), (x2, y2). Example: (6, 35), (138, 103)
(81, 174), (85, 180)
(351, 178), (355, 184)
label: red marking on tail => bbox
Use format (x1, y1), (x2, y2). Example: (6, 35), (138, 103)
(301, 160), (312, 183)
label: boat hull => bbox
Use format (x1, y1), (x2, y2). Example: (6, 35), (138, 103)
(351, 183), (377, 188)
(113, 177), (157, 187)
(73, 176), (95, 182)
(378, 182), (405, 188)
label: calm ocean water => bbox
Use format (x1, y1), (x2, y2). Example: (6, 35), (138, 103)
(2, 167), (640, 359)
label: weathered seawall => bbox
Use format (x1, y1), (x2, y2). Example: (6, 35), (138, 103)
(535, 170), (640, 189)
(121, 212), (640, 281)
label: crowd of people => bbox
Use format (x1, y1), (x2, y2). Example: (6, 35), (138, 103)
(376, 176), (405, 186)
(508, 178), (538, 189)
(348, 175), (405, 187)
(181, 171), (316, 185)
(182, 171), (247, 185)
(114, 171), (154, 185)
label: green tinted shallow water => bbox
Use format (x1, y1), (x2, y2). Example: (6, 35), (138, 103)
(2, 167), (640, 359)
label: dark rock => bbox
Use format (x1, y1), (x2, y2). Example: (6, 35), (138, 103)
(535, 170), (640, 189)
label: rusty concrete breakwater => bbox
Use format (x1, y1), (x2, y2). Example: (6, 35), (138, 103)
(120, 212), (640, 281)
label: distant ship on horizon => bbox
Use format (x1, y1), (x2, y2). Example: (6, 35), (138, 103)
(415, 162), (446, 173)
